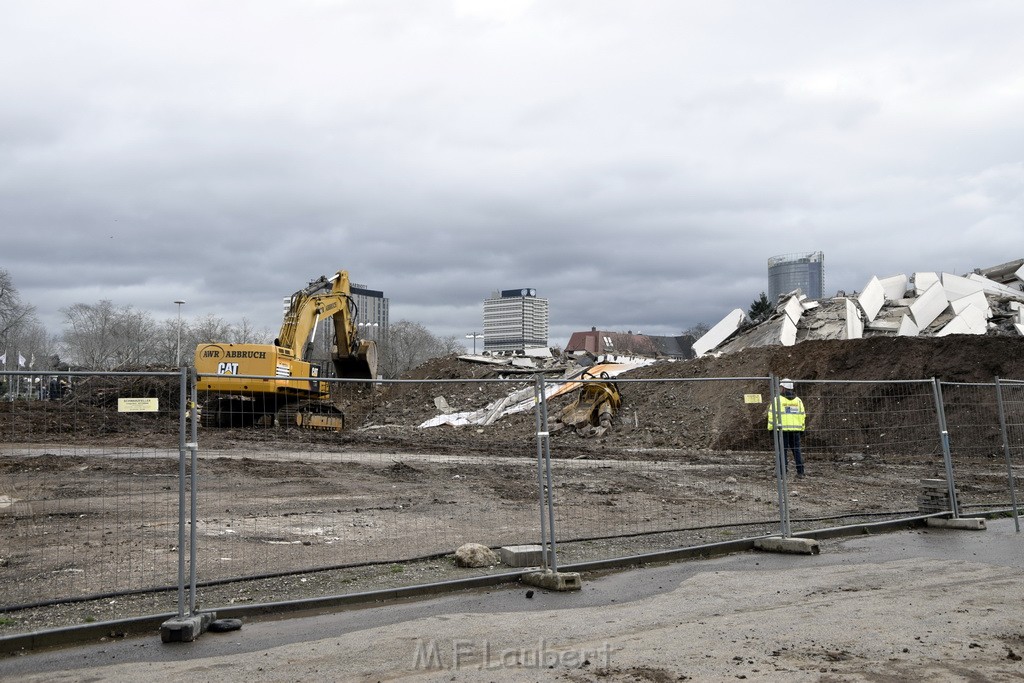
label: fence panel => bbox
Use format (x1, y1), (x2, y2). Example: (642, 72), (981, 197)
(191, 374), (545, 607)
(546, 377), (782, 564)
(787, 379), (946, 532)
(941, 382), (1021, 513)
(0, 370), (183, 616)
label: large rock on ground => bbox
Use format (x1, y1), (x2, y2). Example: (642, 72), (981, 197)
(454, 543), (500, 568)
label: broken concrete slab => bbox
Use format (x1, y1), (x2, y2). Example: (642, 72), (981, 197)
(941, 272), (985, 300)
(845, 299), (864, 339)
(878, 274), (910, 301)
(913, 271), (940, 296)
(898, 314), (919, 336)
(781, 314), (798, 346)
(865, 319), (901, 332)
(936, 304), (988, 336)
(950, 290), (991, 317)
(693, 308), (747, 357)
(910, 281), (949, 329)
(858, 276), (885, 322)
(783, 295), (804, 325)
(967, 273), (1024, 298)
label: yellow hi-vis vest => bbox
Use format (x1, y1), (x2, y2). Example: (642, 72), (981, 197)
(767, 395), (806, 431)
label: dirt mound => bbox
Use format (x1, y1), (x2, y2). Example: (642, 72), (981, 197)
(354, 336), (1024, 457)
(8, 337), (1021, 457)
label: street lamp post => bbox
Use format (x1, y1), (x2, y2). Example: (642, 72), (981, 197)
(174, 300), (185, 367)
(465, 332), (484, 354)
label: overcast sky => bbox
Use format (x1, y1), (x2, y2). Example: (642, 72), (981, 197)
(3, 0), (1023, 348)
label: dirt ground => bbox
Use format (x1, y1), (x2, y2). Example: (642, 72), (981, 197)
(1, 336), (1022, 640)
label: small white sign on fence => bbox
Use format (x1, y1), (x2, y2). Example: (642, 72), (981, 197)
(117, 398), (159, 413)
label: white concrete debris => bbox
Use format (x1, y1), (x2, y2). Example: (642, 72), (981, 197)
(910, 281), (949, 329)
(967, 273), (1024, 298)
(878, 274), (910, 301)
(693, 308), (747, 357)
(941, 272), (984, 300)
(950, 290), (990, 317)
(898, 314), (920, 336)
(936, 303), (988, 336)
(857, 277), (886, 322)
(419, 359), (656, 428)
(695, 258), (1024, 355)
(913, 271), (940, 296)
(845, 299), (864, 339)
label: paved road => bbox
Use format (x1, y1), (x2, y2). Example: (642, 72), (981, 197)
(3, 518), (1024, 681)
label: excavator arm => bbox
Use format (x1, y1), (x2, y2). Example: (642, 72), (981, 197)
(277, 270), (377, 380)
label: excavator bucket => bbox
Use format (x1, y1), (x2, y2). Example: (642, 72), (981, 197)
(334, 339), (378, 381)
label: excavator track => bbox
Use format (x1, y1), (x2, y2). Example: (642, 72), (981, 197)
(276, 400), (345, 431)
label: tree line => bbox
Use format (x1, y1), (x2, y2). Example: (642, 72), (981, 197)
(0, 270), (463, 381)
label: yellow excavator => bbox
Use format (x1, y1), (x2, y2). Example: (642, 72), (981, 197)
(194, 270), (378, 430)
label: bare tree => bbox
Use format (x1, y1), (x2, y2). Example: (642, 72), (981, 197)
(60, 301), (158, 369)
(376, 320), (456, 379)
(232, 317), (270, 345)
(0, 270), (37, 354)
(682, 322), (711, 340)
(61, 301), (120, 369)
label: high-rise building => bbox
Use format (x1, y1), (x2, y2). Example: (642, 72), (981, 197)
(282, 282), (388, 376)
(768, 251), (825, 302)
(350, 283), (389, 343)
(483, 288), (549, 352)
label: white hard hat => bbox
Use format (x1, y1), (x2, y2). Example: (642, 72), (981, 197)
(780, 379), (794, 389)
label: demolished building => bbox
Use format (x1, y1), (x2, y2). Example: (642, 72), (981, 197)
(695, 258), (1024, 356)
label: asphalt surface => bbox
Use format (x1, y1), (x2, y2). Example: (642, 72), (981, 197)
(2, 516), (1023, 681)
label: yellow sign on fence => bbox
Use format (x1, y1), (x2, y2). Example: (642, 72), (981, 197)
(743, 394), (763, 404)
(117, 398), (159, 413)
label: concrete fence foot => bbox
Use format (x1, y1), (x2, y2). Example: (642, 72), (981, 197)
(522, 570), (582, 592)
(754, 537), (820, 555)
(160, 611), (216, 643)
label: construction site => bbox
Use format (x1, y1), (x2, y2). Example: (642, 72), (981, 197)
(1, 260), (1023, 679)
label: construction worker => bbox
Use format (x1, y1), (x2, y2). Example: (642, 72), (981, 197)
(767, 378), (806, 478)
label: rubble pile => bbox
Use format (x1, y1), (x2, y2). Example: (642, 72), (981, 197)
(696, 258), (1024, 357)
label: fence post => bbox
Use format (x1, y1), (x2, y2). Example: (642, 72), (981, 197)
(995, 378), (1021, 533)
(539, 375), (559, 573)
(770, 375), (791, 537)
(188, 367), (200, 614)
(175, 365), (188, 618)
(931, 378), (960, 518)
(532, 374), (557, 573)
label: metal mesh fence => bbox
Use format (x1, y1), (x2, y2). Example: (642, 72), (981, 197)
(0, 370), (184, 613)
(787, 379), (946, 532)
(546, 377), (782, 564)
(191, 375), (545, 608)
(941, 380), (1024, 515)
(3, 368), (1022, 638)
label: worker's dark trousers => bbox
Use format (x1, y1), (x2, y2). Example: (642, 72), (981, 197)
(783, 431), (805, 476)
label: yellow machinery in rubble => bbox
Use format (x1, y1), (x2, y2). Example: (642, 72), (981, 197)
(548, 370), (622, 437)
